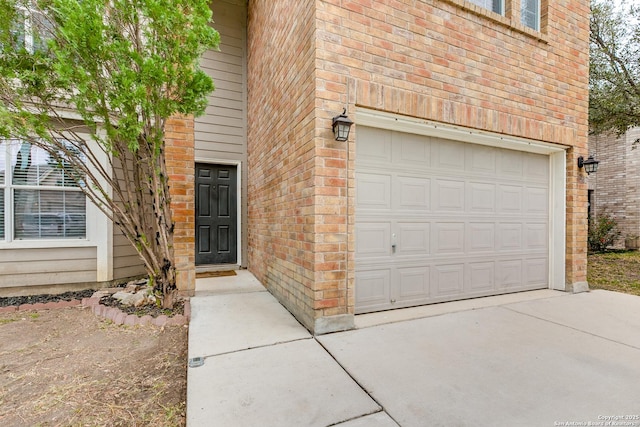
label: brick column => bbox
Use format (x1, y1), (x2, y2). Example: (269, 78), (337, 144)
(566, 145), (590, 293)
(165, 115), (196, 295)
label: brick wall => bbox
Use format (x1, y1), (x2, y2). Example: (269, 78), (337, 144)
(165, 115), (196, 294)
(315, 0), (589, 290)
(589, 129), (640, 247)
(248, 0), (590, 331)
(247, 0), (320, 329)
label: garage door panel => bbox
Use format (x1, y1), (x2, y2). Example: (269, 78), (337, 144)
(434, 222), (465, 254)
(499, 150), (524, 177)
(397, 176), (430, 211)
(355, 223), (391, 258)
(356, 269), (391, 311)
(497, 185), (523, 213)
(434, 139), (466, 171)
(468, 145), (497, 174)
(396, 267), (430, 300)
(396, 223), (430, 256)
(434, 179), (465, 212)
(467, 222), (495, 252)
(497, 223), (523, 251)
(356, 126), (549, 313)
(524, 187), (549, 214)
(526, 258), (548, 286)
(356, 173), (391, 210)
(467, 262), (495, 292)
(467, 182), (496, 213)
(357, 127), (392, 162)
(397, 133), (431, 166)
(496, 260), (523, 289)
(525, 223), (548, 250)
(432, 264), (464, 297)
(524, 153), (550, 180)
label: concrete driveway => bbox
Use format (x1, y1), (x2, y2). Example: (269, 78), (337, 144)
(187, 271), (640, 427)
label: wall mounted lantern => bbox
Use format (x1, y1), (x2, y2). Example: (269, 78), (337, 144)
(332, 109), (353, 141)
(578, 155), (599, 175)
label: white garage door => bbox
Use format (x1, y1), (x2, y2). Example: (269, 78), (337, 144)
(355, 126), (550, 314)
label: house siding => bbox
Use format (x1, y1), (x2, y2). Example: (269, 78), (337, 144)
(0, 1), (248, 296)
(195, 0), (248, 268)
(112, 231), (146, 280)
(196, 0), (247, 159)
(248, 0), (589, 332)
(0, 247), (97, 295)
(110, 154), (147, 282)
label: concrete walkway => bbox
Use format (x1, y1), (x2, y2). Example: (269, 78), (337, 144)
(186, 270), (640, 427)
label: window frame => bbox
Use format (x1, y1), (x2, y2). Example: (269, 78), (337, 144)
(453, 0), (548, 39)
(10, 4), (53, 53)
(520, 0), (540, 31)
(0, 139), (95, 247)
(467, 0), (506, 16)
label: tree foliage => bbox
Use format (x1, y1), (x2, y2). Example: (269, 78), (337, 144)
(0, 0), (219, 307)
(590, 0), (640, 135)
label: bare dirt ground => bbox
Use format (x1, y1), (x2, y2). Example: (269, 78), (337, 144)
(0, 306), (187, 427)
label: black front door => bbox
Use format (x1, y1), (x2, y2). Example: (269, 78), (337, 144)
(195, 164), (237, 265)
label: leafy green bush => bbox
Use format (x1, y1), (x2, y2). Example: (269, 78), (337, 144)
(588, 213), (621, 252)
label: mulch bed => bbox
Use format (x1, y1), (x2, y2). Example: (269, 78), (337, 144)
(0, 289), (96, 308)
(100, 294), (185, 317)
(0, 288), (187, 323)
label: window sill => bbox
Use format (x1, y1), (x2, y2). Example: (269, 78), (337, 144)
(443, 0), (548, 43)
(0, 239), (95, 250)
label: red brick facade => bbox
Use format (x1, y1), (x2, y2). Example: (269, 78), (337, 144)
(165, 115), (196, 294)
(247, 0), (589, 332)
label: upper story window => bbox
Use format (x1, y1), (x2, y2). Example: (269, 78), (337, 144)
(468, 0), (504, 15)
(9, 6), (53, 53)
(465, 0), (542, 33)
(521, 0), (540, 31)
(0, 140), (86, 241)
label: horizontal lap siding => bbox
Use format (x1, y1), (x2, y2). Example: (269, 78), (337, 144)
(111, 154), (147, 281)
(195, 0), (248, 267)
(112, 231), (145, 280)
(0, 247), (97, 288)
(196, 0), (247, 160)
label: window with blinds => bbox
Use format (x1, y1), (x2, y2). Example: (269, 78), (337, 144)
(521, 0), (540, 31)
(0, 140), (86, 241)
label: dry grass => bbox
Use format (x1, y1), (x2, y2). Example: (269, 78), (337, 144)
(0, 307), (187, 427)
(587, 250), (640, 296)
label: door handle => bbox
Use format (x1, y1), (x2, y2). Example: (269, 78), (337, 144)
(392, 233), (397, 253)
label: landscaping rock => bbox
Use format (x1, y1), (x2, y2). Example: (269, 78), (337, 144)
(91, 290), (111, 299)
(112, 291), (145, 307)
